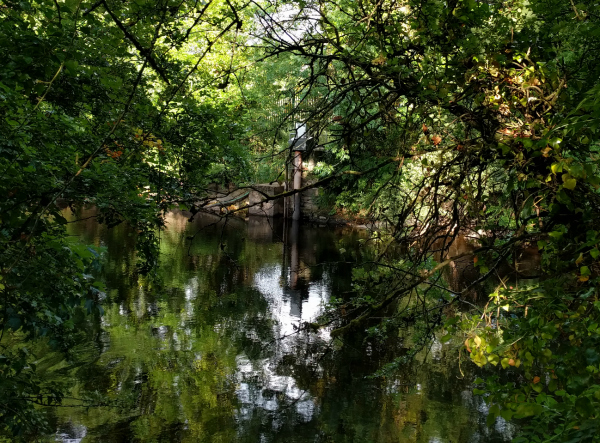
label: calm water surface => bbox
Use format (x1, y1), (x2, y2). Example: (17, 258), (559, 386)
(48, 210), (515, 442)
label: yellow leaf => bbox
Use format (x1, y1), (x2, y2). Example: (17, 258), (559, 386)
(551, 163), (562, 174)
(541, 147), (552, 157)
(579, 275), (590, 282)
(372, 54), (386, 65)
(575, 253), (584, 266)
(474, 335), (482, 348)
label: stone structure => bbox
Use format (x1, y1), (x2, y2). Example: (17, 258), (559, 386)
(300, 187), (319, 215)
(248, 184), (284, 217)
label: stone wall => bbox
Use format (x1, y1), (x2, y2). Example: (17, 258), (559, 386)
(204, 182), (328, 220)
(248, 184), (284, 217)
(300, 187), (319, 216)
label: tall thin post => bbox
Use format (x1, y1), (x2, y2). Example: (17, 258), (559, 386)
(292, 150), (302, 221)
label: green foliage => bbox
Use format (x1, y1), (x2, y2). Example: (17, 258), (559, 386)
(2, 0), (600, 439)
(0, 0), (257, 436)
(451, 281), (600, 442)
(254, 0), (600, 440)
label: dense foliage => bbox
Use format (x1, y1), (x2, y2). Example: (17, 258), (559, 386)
(0, 0), (260, 436)
(254, 0), (600, 441)
(2, 0), (600, 440)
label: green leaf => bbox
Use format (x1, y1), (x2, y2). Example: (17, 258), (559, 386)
(575, 396), (593, 418)
(500, 409), (513, 421)
(551, 163), (563, 174)
(563, 178), (577, 190)
(488, 354), (499, 366)
(65, 60), (79, 74)
(514, 403), (544, 418)
(487, 404), (500, 426)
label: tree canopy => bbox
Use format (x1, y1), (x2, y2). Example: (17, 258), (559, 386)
(1, 0), (600, 441)
(254, 0), (600, 440)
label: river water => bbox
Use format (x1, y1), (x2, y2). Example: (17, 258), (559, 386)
(47, 209), (516, 442)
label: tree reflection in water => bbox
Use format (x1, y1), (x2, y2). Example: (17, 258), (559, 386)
(45, 209), (515, 442)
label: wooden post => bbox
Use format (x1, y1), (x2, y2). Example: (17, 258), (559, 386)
(292, 150), (302, 220)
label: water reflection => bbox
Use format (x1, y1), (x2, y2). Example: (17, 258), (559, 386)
(253, 263), (329, 337)
(46, 209), (515, 442)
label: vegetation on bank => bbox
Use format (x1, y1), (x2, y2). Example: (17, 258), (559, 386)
(1, 0), (600, 441)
